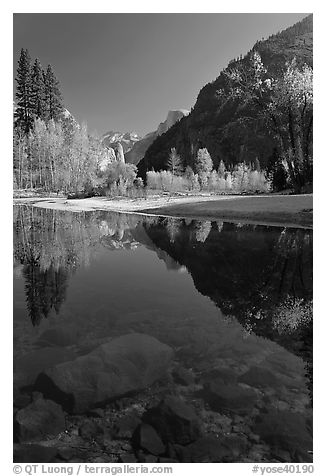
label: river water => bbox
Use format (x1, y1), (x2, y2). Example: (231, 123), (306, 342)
(13, 205), (313, 462)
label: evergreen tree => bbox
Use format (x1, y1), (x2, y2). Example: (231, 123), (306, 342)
(31, 58), (46, 119)
(15, 48), (33, 133)
(43, 64), (64, 121)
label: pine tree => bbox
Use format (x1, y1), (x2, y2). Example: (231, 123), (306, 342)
(31, 58), (46, 119)
(43, 64), (64, 121)
(15, 48), (33, 133)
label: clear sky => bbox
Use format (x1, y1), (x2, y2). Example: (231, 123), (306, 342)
(13, 13), (308, 136)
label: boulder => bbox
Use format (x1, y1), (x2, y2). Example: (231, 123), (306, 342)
(113, 413), (142, 439)
(120, 453), (138, 463)
(57, 446), (78, 461)
(253, 410), (313, 462)
(87, 408), (105, 418)
(78, 420), (104, 441)
(14, 346), (76, 388)
(13, 444), (58, 463)
(37, 327), (79, 347)
(175, 435), (248, 462)
(201, 381), (257, 414)
(142, 395), (202, 445)
(172, 366), (195, 386)
(14, 397), (66, 442)
(35, 334), (173, 413)
(238, 366), (283, 389)
(133, 423), (165, 456)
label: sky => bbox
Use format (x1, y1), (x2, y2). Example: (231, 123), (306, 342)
(13, 13), (309, 137)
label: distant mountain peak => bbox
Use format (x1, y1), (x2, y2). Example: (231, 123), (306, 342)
(101, 130), (142, 153)
(125, 108), (190, 165)
(137, 14), (313, 176)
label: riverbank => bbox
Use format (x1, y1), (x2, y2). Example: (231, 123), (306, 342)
(13, 193), (313, 228)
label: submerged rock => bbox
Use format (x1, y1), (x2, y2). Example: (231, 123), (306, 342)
(113, 413), (142, 439)
(78, 420), (104, 441)
(142, 395), (202, 445)
(175, 434), (248, 462)
(15, 346), (76, 388)
(13, 443), (58, 463)
(201, 380), (257, 414)
(133, 423), (165, 456)
(172, 366), (195, 386)
(37, 327), (79, 347)
(120, 453), (138, 463)
(253, 410), (313, 462)
(238, 366), (283, 389)
(35, 333), (174, 413)
(14, 397), (66, 442)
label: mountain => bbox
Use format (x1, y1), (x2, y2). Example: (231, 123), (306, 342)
(125, 109), (190, 165)
(138, 15), (313, 177)
(101, 131), (141, 153)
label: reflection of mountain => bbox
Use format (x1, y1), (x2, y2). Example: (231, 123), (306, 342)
(13, 207), (312, 357)
(143, 219), (312, 316)
(142, 218), (313, 395)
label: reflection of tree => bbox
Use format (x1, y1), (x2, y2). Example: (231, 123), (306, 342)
(195, 221), (212, 243)
(23, 259), (69, 326)
(13, 206), (157, 325)
(165, 217), (181, 243)
(144, 218), (313, 394)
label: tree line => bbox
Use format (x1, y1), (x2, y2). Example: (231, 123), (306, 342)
(13, 48), (133, 195)
(147, 147), (270, 194)
(15, 48), (64, 133)
(14, 48), (312, 197)
(220, 53), (313, 192)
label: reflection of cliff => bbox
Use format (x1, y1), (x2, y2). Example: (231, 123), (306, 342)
(143, 218), (313, 371)
(144, 219), (312, 313)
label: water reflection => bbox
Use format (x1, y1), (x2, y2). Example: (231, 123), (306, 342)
(13, 206), (312, 342)
(13, 205), (313, 462)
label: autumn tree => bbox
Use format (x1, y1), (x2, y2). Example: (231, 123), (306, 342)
(195, 148), (213, 189)
(13, 127), (28, 189)
(167, 148), (183, 175)
(222, 52), (313, 191)
(217, 159), (226, 178)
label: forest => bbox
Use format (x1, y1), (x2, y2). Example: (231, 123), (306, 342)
(14, 35), (312, 197)
(139, 15), (313, 194)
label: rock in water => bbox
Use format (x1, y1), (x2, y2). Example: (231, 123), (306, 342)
(14, 444), (58, 463)
(14, 346), (76, 388)
(14, 397), (66, 442)
(143, 395), (202, 445)
(238, 366), (283, 388)
(175, 435), (248, 463)
(201, 380), (257, 414)
(37, 327), (79, 347)
(253, 410), (313, 462)
(35, 333), (173, 413)
(133, 423), (165, 456)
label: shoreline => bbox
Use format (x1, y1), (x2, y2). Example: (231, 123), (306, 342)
(13, 193), (313, 229)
